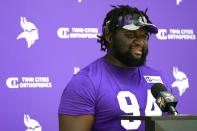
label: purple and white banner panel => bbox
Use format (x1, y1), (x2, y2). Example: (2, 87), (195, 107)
(0, 0), (196, 130)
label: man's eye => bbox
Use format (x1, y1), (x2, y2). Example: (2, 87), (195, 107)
(142, 35), (149, 40)
(125, 34), (149, 40)
(125, 35), (135, 38)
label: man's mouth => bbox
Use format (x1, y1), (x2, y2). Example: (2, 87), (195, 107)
(131, 47), (142, 56)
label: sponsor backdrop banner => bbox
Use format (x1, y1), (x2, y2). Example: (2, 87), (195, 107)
(0, 0), (196, 130)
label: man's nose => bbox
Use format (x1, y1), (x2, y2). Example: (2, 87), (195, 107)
(133, 37), (145, 46)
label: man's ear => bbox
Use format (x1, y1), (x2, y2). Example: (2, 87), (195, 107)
(105, 29), (112, 44)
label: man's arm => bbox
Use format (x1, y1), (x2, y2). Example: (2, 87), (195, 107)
(59, 114), (94, 131)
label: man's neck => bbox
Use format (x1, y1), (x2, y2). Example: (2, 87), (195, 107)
(103, 54), (136, 68)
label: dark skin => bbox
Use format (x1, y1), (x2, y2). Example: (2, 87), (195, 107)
(104, 27), (148, 68)
(59, 114), (94, 131)
(59, 27), (149, 131)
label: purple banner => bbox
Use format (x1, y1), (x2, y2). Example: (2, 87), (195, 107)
(0, 0), (196, 130)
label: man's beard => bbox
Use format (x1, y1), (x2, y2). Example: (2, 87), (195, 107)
(112, 41), (148, 67)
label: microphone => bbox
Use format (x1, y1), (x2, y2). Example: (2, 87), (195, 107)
(151, 83), (178, 115)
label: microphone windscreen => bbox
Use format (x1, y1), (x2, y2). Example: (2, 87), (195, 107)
(151, 83), (167, 98)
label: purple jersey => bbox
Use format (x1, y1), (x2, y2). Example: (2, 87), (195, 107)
(59, 57), (171, 131)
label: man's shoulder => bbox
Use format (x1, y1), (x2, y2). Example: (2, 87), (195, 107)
(77, 57), (104, 77)
(69, 57), (105, 90)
